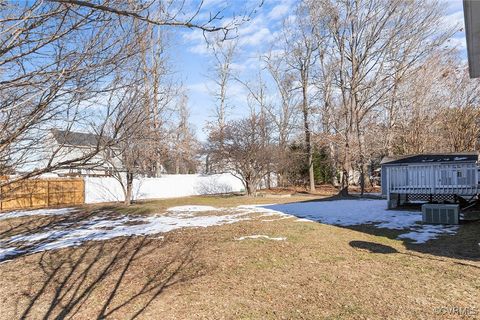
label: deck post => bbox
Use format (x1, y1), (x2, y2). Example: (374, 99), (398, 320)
(386, 167), (390, 202)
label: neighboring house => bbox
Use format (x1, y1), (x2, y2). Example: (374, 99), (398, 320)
(381, 152), (479, 208)
(45, 129), (123, 177)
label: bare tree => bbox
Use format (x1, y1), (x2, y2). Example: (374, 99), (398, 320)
(282, 4), (318, 192)
(264, 52), (299, 187)
(438, 64), (480, 152)
(204, 38), (239, 174)
(386, 55), (480, 154)
(138, 23), (177, 177)
(207, 112), (275, 196)
(209, 38), (238, 132)
(307, 0), (452, 195)
(0, 0), (254, 189)
(49, 0), (249, 37)
(264, 51), (299, 153)
(169, 93), (200, 174)
(0, 1), (141, 183)
(106, 86), (152, 205)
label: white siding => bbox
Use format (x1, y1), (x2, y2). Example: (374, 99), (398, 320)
(386, 163), (478, 195)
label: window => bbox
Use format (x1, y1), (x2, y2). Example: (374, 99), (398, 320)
(440, 170), (452, 185)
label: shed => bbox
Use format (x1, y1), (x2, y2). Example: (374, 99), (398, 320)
(381, 152), (479, 208)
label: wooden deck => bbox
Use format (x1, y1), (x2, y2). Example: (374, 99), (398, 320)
(386, 163), (478, 196)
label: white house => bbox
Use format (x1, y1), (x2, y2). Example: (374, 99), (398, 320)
(381, 152), (479, 208)
(44, 129), (123, 177)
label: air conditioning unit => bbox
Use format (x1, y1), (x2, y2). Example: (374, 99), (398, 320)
(422, 204), (459, 224)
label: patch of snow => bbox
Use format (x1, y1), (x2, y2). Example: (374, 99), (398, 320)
(235, 235), (286, 241)
(295, 218), (315, 223)
(0, 199), (462, 262)
(261, 216), (293, 222)
(0, 247), (23, 262)
(167, 205), (220, 212)
(262, 200), (459, 244)
(0, 209), (252, 263)
(398, 225), (458, 244)
(0, 207), (77, 221)
(236, 204), (291, 217)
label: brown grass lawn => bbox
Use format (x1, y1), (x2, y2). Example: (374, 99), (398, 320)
(0, 195), (479, 319)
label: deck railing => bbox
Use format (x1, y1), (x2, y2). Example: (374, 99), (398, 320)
(386, 163), (478, 195)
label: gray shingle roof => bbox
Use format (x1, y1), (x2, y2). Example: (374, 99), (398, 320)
(381, 152), (479, 165)
(51, 129), (105, 147)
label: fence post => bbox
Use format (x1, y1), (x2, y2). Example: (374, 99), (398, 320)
(27, 180), (35, 208)
(47, 180), (50, 207)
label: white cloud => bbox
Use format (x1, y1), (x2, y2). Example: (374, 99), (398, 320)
(187, 81), (211, 96)
(188, 42), (210, 55)
(445, 36), (467, 51)
(230, 62), (246, 72)
(443, 10), (465, 30)
(201, 0), (227, 8)
(182, 29), (205, 42)
(267, 4), (290, 20)
(239, 27), (272, 46)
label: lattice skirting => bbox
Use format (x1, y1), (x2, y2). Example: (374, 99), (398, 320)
(407, 193), (456, 202)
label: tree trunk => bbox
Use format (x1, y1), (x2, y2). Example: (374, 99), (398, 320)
(155, 160), (162, 177)
(355, 111), (365, 196)
(339, 169), (349, 197)
(339, 138), (350, 197)
(205, 154), (210, 174)
(124, 172), (133, 205)
(359, 165), (365, 196)
(175, 158), (180, 174)
(244, 178), (258, 197)
(245, 180), (252, 196)
(302, 76), (315, 192)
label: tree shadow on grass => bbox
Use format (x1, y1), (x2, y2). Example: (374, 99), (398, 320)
(349, 240), (480, 270)
(347, 220), (480, 262)
(266, 195), (480, 263)
(0, 208), (100, 243)
(11, 236), (204, 319)
(0, 207), (205, 319)
(349, 240), (399, 254)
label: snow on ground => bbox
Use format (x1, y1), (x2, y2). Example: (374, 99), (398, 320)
(235, 235), (286, 241)
(0, 199), (460, 262)
(0, 207), (77, 221)
(235, 205), (291, 217)
(262, 200), (458, 244)
(0, 208), (252, 263)
(167, 205), (220, 212)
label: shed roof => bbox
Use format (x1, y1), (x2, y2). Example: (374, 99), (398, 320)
(51, 129), (106, 147)
(380, 152), (479, 165)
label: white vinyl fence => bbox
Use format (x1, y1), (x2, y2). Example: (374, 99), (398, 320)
(84, 174), (245, 203)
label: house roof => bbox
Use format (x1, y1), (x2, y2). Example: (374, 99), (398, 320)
(51, 129), (106, 147)
(381, 152), (479, 165)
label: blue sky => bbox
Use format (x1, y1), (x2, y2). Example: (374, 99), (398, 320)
(171, 0), (467, 140)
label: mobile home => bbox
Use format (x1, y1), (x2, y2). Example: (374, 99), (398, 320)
(381, 153), (479, 209)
